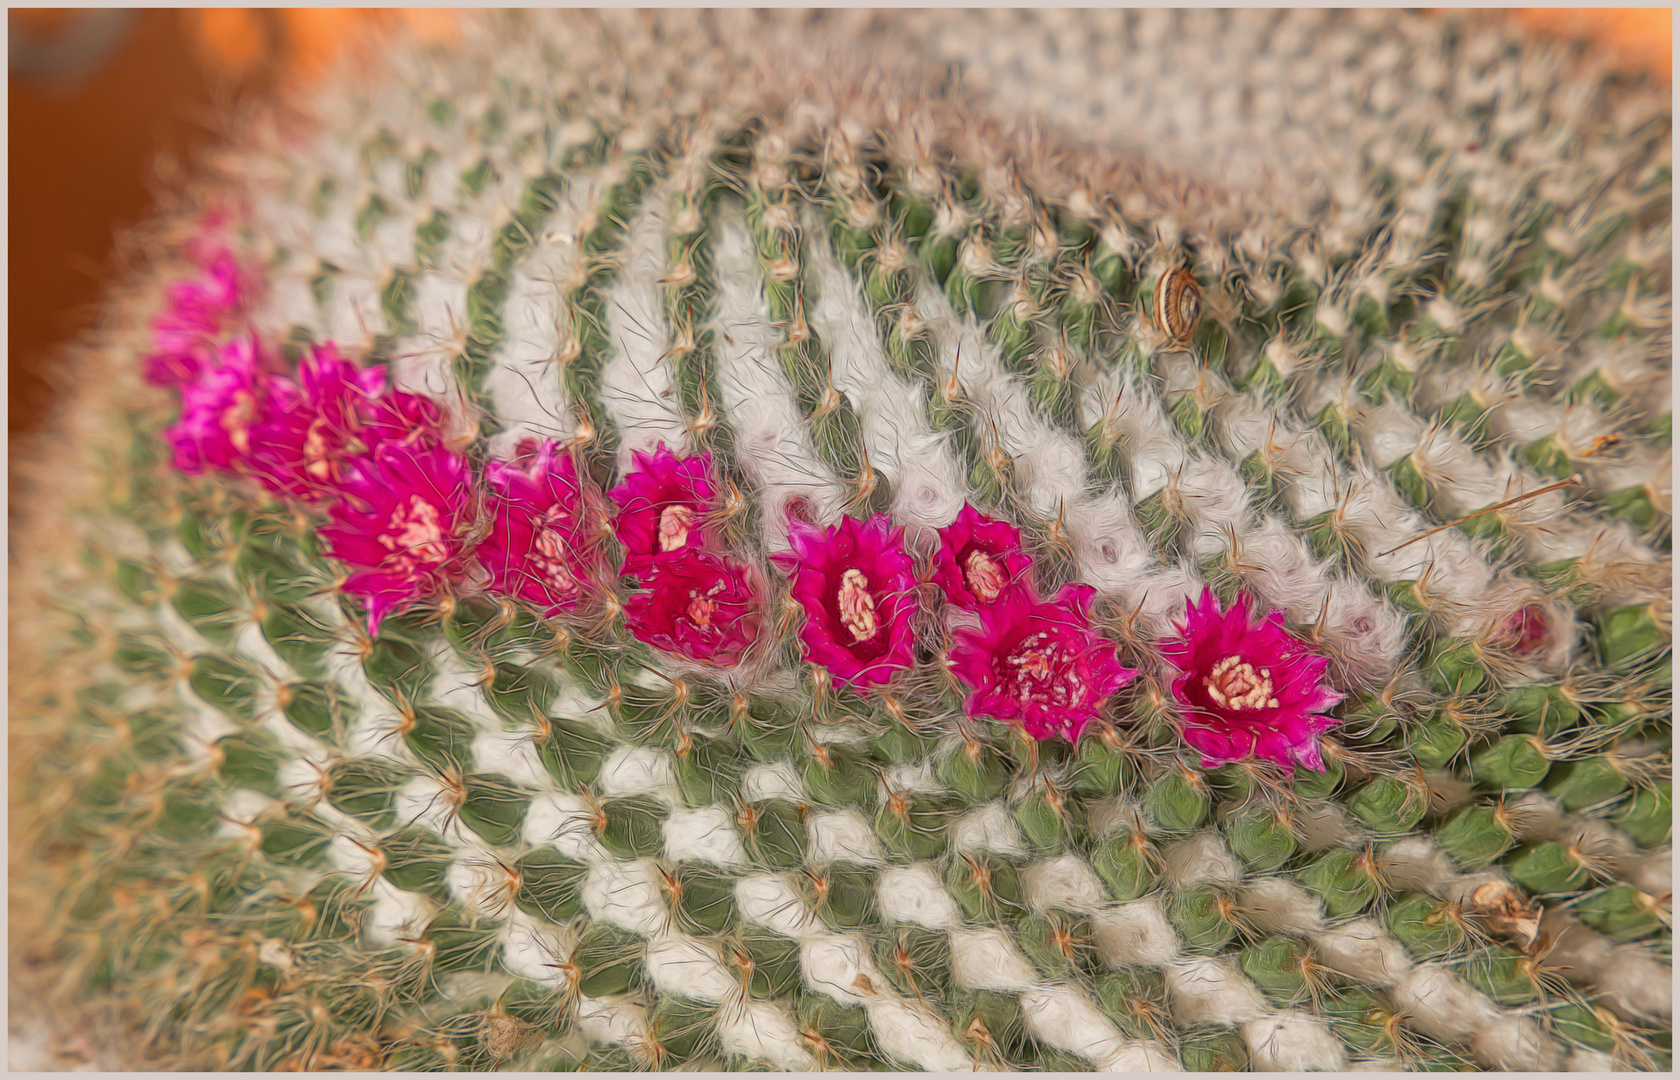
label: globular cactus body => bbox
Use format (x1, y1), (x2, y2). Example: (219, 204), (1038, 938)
(12, 9), (1672, 1072)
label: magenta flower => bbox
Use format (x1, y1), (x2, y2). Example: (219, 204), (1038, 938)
(244, 343), (444, 501)
(607, 443), (717, 576)
(480, 439), (597, 617)
(949, 583), (1138, 743)
(317, 442), (474, 636)
(624, 550), (763, 666)
(144, 251), (248, 388)
(1161, 588), (1346, 774)
(770, 513), (919, 692)
(931, 503), (1035, 608)
(164, 337), (293, 476)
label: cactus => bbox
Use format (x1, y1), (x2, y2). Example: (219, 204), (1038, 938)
(11, 9), (1671, 1073)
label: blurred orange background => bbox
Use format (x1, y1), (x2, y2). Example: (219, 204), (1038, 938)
(8, 9), (1670, 442)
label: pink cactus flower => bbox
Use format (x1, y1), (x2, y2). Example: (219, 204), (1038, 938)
(480, 439), (598, 617)
(624, 550), (763, 666)
(317, 442), (474, 636)
(770, 513), (919, 692)
(607, 443), (717, 576)
(164, 337), (293, 476)
(948, 582), (1138, 743)
(245, 343), (444, 501)
(1161, 588), (1346, 774)
(931, 503), (1035, 608)
(144, 251), (249, 388)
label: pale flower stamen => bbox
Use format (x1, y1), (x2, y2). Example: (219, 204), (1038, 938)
(379, 494), (450, 567)
(837, 568), (879, 642)
(963, 549), (1006, 601)
(658, 504), (696, 552)
(1205, 654), (1279, 711)
(532, 508), (579, 596)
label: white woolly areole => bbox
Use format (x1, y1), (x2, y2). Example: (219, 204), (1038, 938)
(1091, 899), (1182, 968)
(915, 281), (1087, 517)
(734, 873), (809, 938)
(1388, 965), (1501, 1042)
(500, 908), (569, 985)
(365, 876), (435, 948)
(1625, 847), (1671, 899)
(1166, 957), (1269, 1026)
(806, 216), (967, 532)
(471, 727), (551, 790)
(1019, 985), (1127, 1062)
(876, 864), (960, 929)
(1164, 831), (1245, 889)
(1471, 1015), (1559, 1071)
(1597, 955), (1674, 1023)
(950, 802), (1029, 856)
(523, 791), (608, 860)
(866, 998), (973, 1071)
(583, 858), (668, 937)
(1358, 400), (1425, 468)
(389, 270), (470, 401)
(661, 806), (747, 867)
(948, 927), (1042, 994)
(643, 931), (738, 1002)
(1376, 835), (1457, 894)
(740, 761), (803, 803)
(446, 848), (515, 916)
(806, 809), (887, 865)
(1311, 919), (1412, 988)
(1242, 1012), (1346, 1072)
(576, 994), (647, 1046)
(800, 934), (886, 1005)
(1094, 1040), (1185, 1072)
(709, 209), (843, 549)
(597, 747), (678, 802)
(212, 794), (274, 852)
(715, 1001), (813, 1071)
(599, 197), (690, 470)
(394, 775), (460, 836)
(1023, 854), (1110, 914)
(1564, 1048), (1623, 1072)
(1239, 876), (1327, 936)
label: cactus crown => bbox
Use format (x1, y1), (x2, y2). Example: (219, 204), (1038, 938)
(12, 9), (1671, 1072)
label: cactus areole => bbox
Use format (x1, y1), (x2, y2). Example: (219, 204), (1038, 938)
(10, 10), (1671, 1074)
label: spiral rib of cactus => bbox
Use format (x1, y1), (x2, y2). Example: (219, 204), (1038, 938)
(10, 9), (1672, 1072)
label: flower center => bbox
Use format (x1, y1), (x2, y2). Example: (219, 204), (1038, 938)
(1004, 631), (1085, 708)
(531, 509), (580, 596)
(378, 494), (450, 567)
(963, 548), (1005, 601)
(685, 579), (728, 631)
(837, 568), (879, 643)
(1205, 654), (1278, 711)
(303, 417), (333, 479)
(658, 505), (695, 552)
(221, 390), (256, 454)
